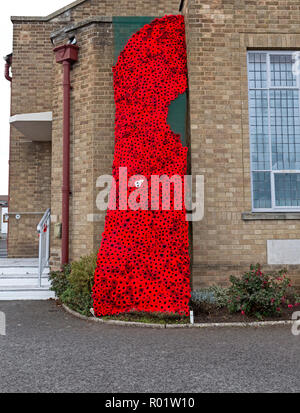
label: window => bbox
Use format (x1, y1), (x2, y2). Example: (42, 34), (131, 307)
(248, 51), (300, 211)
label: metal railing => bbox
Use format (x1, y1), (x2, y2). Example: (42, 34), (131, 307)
(37, 208), (51, 287)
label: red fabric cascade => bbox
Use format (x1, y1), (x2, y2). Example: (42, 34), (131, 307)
(93, 15), (191, 316)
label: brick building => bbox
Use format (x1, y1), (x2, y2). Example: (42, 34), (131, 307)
(5, 0), (300, 289)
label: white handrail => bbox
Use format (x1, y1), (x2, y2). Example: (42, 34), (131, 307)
(37, 208), (51, 287)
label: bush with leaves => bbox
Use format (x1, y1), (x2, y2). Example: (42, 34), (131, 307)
(50, 258), (300, 320)
(190, 285), (229, 314)
(49, 264), (70, 298)
(227, 264), (299, 318)
(50, 253), (97, 316)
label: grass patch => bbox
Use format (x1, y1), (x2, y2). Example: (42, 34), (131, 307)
(101, 311), (189, 324)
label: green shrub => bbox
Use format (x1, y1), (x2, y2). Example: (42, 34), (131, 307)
(50, 253), (97, 317)
(50, 258), (300, 321)
(190, 266), (300, 319)
(191, 289), (215, 305)
(190, 285), (229, 314)
(227, 264), (298, 318)
(49, 264), (70, 298)
(209, 285), (230, 308)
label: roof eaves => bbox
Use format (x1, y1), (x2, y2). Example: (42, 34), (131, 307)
(50, 16), (112, 40)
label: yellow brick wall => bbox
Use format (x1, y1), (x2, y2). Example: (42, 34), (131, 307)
(183, 0), (300, 287)
(11, 0), (300, 288)
(9, 0), (181, 262)
(50, 22), (115, 268)
(8, 22), (56, 257)
(48, 0), (182, 268)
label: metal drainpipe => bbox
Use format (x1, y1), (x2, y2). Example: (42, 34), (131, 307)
(4, 53), (12, 256)
(4, 54), (12, 82)
(53, 44), (79, 266)
(179, 0), (185, 11)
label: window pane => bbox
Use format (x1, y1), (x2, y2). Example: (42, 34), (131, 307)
(252, 172), (272, 208)
(270, 90), (300, 169)
(274, 173), (300, 207)
(248, 53), (267, 88)
(248, 52), (300, 210)
(270, 54), (297, 87)
(249, 90), (270, 170)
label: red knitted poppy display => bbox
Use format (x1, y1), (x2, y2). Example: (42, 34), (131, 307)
(93, 15), (191, 316)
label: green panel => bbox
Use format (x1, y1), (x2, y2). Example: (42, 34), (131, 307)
(167, 92), (187, 147)
(113, 16), (155, 64)
(113, 17), (187, 147)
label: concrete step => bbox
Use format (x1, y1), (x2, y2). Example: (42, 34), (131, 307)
(0, 258), (53, 300)
(0, 286), (55, 300)
(0, 273), (49, 278)
(0, 275), (50, 287)
(0, 267), (49, 276)
(0, 258), (39, 267)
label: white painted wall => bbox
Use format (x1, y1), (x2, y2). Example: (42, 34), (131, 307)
(1, 208), (8, 235)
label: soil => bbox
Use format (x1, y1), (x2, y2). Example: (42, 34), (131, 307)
(194, 306), (297, 324)
(101, 305), (298, 324)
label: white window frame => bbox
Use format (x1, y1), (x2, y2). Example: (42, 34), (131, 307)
(247, 50), (300, 212)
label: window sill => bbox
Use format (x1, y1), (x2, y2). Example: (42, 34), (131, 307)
(242, 212), (300, 221)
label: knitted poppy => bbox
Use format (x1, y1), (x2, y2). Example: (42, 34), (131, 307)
(93, 15), (191, 316)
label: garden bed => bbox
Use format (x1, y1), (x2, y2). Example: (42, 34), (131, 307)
(193, 305), (297, 324)
(60, 302), (295, 328)
(96, 305), (298, 324)
(57, 300), (297, 325)
(50, 255), (300, 325)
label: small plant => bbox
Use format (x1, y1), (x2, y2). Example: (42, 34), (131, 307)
(190, 285), (229, 314)
(209, 285), (230, 309)
(227, 264), (298, 318)
(49, 264), (70, 298)
(50, 253), (97, 316)
(191, 289), (215, 305)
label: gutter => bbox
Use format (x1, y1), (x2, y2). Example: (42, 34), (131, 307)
(4, 54), (12, 82)
(4, 53), (12, 257)
(53, 43), (79, 266)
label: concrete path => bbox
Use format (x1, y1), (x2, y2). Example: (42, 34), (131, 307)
(0, 300), (299, 393)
